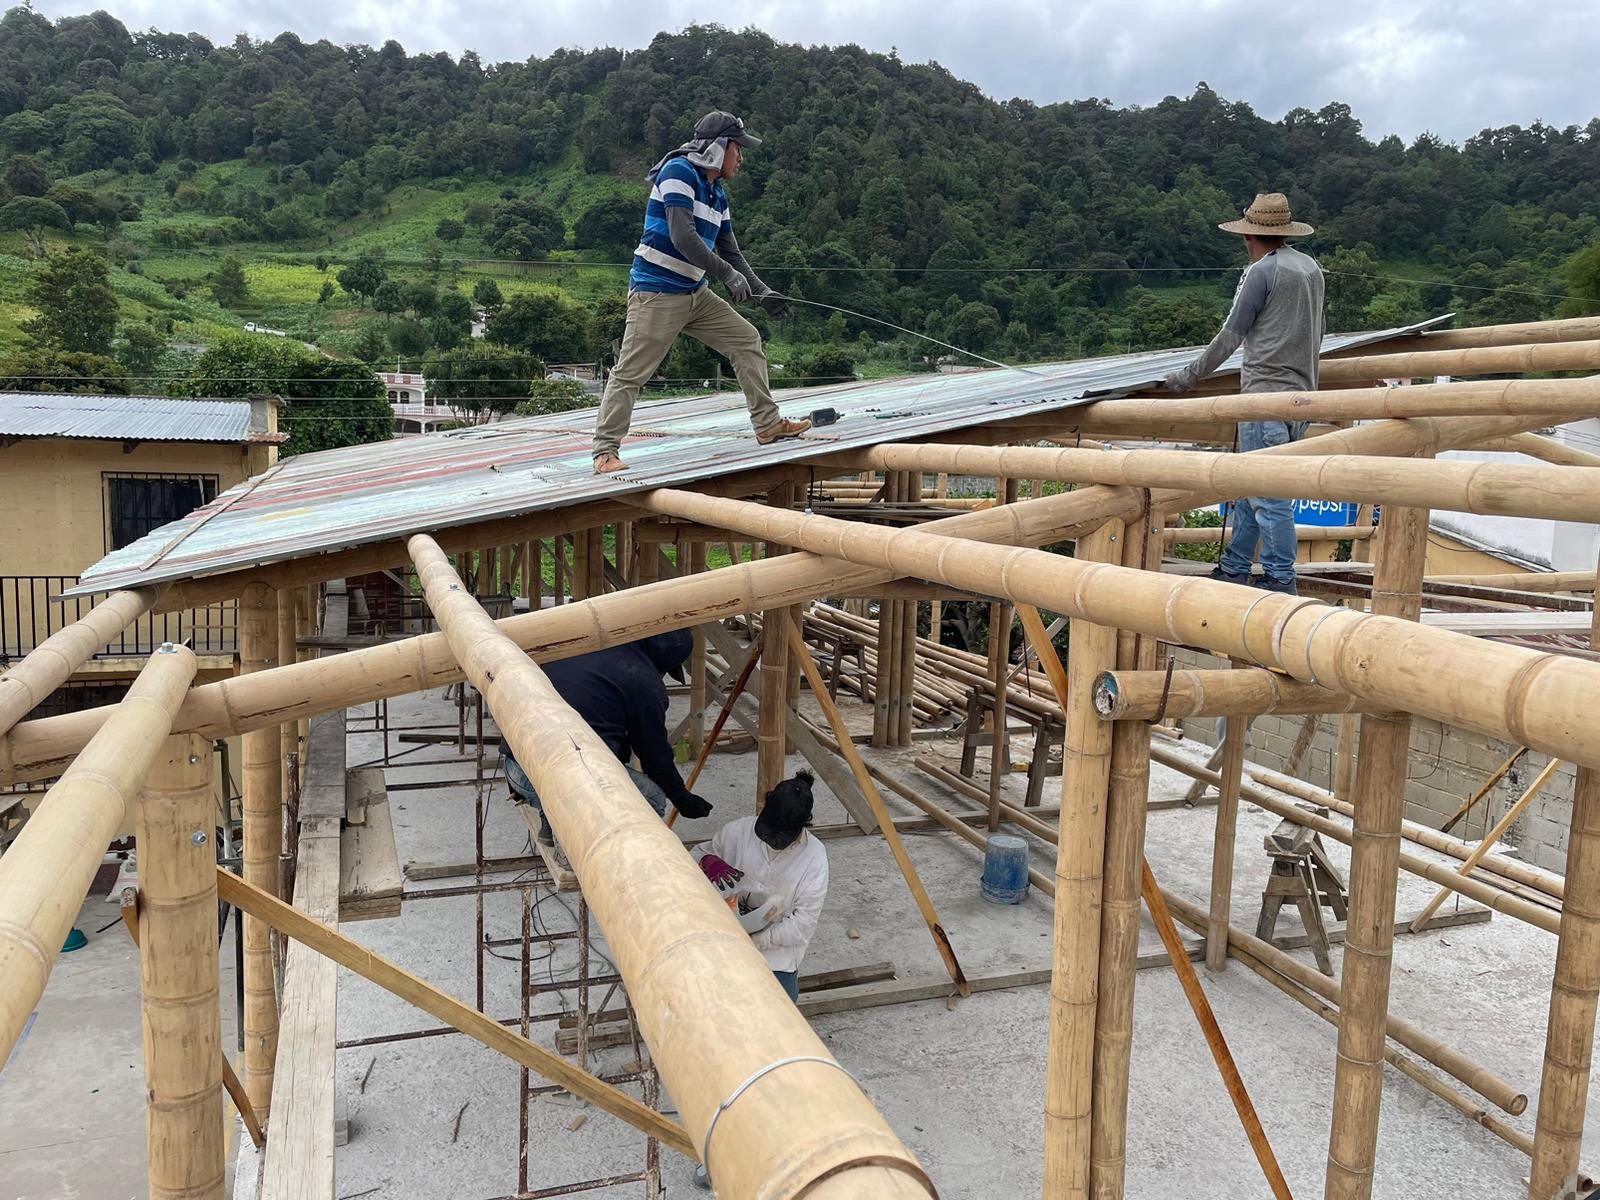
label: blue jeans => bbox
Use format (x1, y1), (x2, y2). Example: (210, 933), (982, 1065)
(504, 753), (669, 840)
(1220, 419), (1308, 583)
(773, 970), (800, 1002)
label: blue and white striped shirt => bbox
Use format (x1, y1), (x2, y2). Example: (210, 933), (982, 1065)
(630, 157), (730, 294)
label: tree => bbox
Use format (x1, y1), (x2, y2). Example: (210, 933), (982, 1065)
(403, 281), (438, 317)
(0, 196), (70, 255)
(472, 278), (504, 313)
(487, 197), (565, 257)
(314, 254), (329, 272)
(388, 318), (430, 357)
(588, 293), (629, 359)
(115, 323), (167, 379)
(429, 343), (543, 422)
(373, 280), (406, 318)
(337, 253), (387, 303)
(574, 194), (640, 256)
(22, 249), (118, 354)
(485, 290), (589, 361)
(169, 334), (391, 454)
(1556, 242), (1600, 318)
(1322, 245), (1384, 331)
(435, 218), (464, 242)
(318, 281), (335, 304)
(210, 256), (249, 307)
(5, 154), (50, 197)
(0, 346), (131, 393)
(464, 200), (494, 229)
(517, 377), (596, 417)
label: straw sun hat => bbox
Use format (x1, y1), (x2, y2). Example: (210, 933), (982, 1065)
(1219, 192), (1315, 237)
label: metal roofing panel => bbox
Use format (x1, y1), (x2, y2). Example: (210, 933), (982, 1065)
(0, 393), (260, 443)
(69, 320), (1445, 596)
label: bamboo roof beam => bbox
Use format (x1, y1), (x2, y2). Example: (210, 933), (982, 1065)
(406, 534), (933, 1200)
(629, 486), (1600, 770)
(0, 412), (1555, 786)
(1017, 378), (1600, 429)
(1404, 315), (1600, 352)
(1093, 667), (1368, 720)
(0, 644), (196, 1065)
(0, 587), (159, 736)
(1426, 570), (1596, 594)
(1319, 340), (1600, 384)
(1473, 432), (1600, 470)
(813, 442), (1600, 525)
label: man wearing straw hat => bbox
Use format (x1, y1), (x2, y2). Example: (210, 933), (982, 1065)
(1164, 192), (1325, 595)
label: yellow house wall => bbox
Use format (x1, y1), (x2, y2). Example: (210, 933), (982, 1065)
(1423, 530), (1530, 578)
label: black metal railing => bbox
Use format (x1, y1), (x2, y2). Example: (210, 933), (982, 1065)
(0, 576), (238, 666)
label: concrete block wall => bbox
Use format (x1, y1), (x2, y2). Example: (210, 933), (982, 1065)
(1169, 647), (1575, 873)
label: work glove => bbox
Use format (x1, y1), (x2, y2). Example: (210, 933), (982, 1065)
(737, 892), (783, 934)
(723, 270), (753, 302)
(757, 291), (791, 320)
(674, 792), (713, 820)
(698, 853), (741, 888)
(1163, 367), (1195, 394)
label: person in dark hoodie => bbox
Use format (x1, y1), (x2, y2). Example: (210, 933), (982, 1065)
(500, 630), (712, 857)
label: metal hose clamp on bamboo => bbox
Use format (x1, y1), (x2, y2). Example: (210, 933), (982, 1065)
(700, 1055), (861, 1186)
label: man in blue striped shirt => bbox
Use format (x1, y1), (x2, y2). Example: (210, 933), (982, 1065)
(592, 111), (810, 473)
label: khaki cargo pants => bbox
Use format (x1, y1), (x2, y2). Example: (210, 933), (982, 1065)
(592, 287), (781, 459)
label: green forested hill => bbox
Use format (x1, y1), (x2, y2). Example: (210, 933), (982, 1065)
(2, 10), (1599, 412)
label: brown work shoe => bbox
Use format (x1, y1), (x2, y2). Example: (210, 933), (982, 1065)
(592, 451), (629, 474)
(755, 417), (812, 445)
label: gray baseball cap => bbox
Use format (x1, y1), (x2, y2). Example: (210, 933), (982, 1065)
(694, 110), (761, 148)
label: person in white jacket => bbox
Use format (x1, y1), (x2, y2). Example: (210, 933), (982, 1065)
(697, 770), (828, 1002)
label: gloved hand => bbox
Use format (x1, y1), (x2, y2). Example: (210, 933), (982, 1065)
(724, 270), (753, 302)
(757, 291), (791, 320)
(737, 892), (783, 934)
(674, 792), (713, 820)
(698, 853), (741, 888)
(1163, 367), (1194, 393)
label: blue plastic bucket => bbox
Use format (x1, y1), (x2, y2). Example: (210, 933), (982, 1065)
(980, 834), (1031, 905)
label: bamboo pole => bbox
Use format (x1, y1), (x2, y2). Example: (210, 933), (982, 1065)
(135, 732), (224, 1200)
(666, 637), (762, 829)
(0, 644), (196, 1065)
(628, 485), (1600, 772)
(1319, 340), (1600, 382)
(1410, 758), (1564, 933)
(1531, 565), (1600, 1200)
(1043, 520), (1123, 1200)
(814, 434), (1600, 526)
(1411, 315), (1600, 350)
(1166, 524), (1373, 544)
(1143, 863), (1294, 1200)
(759, 485), (794, 801)
(987, 478), (1019, 822)
(1091, 667), (1366, 721)
(406, 535), (933, 1200)
(1428, 569), (1597, 594)
(0, 586), (158, 736)
(1207, 703), (1250, 973)
(217, 868), (691, 1154)
(1326, 499), (1430, 1200)
(1159, 888), (1529, 1118)
(1156, 744), (1561, 933)
(1, 412), (1557, 786)
(277, 588), (297, 800)
(1484, 433), (1600, 471)
(1245, 762), (1565, 901)
(687, 539), (709, 756)
(239, 582), (281, 1120)
(785, 613), (969, 994)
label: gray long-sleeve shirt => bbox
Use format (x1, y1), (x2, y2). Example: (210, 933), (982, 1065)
(1170, 246), (1326, 394)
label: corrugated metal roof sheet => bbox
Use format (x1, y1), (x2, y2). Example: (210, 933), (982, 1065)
(0, 393), (269, 443)
(68, 321), (1444, 596)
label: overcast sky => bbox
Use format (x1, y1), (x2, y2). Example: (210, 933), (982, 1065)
(37, 0), (1599, 143)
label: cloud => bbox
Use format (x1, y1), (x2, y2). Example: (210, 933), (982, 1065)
(35, 0), (1598, 143)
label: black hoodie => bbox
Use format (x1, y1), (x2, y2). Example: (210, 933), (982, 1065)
(500, 631), (695, 806)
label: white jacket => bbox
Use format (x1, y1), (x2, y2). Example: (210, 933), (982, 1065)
(706, 816), (829, 974)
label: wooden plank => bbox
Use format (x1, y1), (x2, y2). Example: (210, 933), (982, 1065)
(1418, 611), (1594, 636)
(259, 815), (340, 1200)
(339, 769), (402, 923)
(1270, 906), (1492, 953)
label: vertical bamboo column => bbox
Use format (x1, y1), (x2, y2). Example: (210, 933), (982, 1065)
(529, 540), (542, 608)
(587, 528), (605, 599)
(1206, 699), (1250, 974)
(687, 538), (709, 757)
(757, 484), (794, 802)
(1530, 557), (1600, 1200)
(897, 472), (923, 747)
(135, 732), (224, 1200)
(1332, 599), (1361, 798)
(238, 581), (281, 1120)
(1044, 519), (1123, 1200)
(1325, 499), (1430, 1200)
(276, 587), (296, 799)
(987, 478), (1019, 828)
(293, 586), (312, 768)
(1089, 503), (1164, 1200)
